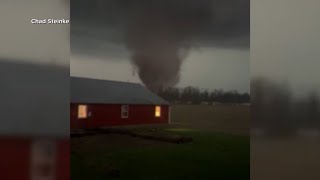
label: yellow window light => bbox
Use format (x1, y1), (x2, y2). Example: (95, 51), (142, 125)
(155, 106), (161, 117)
(78, 105), (88, 119)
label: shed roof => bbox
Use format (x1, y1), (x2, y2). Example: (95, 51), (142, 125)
(0, 59), (69, 137)
(71, 77), (169, 105)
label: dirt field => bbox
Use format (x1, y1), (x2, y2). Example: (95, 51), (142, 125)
(251, 137), (320, 180)
(171, 104), (250, 134)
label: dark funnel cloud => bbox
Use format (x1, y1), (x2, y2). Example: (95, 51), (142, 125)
(71, 0), (250, 93)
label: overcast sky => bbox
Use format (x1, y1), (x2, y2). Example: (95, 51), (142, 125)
(71, 0), (250, 93)
(1, 0), (318, 96)
(251, 0), (320, 97)
(0, 0), (69, 66)
(71, 46), (250, 93)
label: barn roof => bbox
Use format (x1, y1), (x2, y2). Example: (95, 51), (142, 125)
(71, 77), (169, 105)
(0, 59), (69, 137)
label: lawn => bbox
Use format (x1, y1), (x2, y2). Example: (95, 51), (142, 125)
(71, 105), (250, 180)
(71, 130), (249, 180)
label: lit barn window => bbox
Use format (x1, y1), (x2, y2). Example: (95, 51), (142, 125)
(78, 105), (88, 119)
(155, 106), (161, 117)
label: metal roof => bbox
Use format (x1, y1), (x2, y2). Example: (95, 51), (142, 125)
(0, 60), (69, 137)
(71, 77), (169, 105)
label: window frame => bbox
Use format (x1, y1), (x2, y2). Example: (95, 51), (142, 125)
(30, 140), (56, 180)
(121, 105), (129, 119)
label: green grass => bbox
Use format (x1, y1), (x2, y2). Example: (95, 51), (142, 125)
(71, 129), (249, 180)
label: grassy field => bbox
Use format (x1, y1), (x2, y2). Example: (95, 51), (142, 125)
(71, 105), (250, 180)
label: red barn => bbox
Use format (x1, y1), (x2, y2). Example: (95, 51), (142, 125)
(0, 60), (69, 180)
(70, 77), (170, 129)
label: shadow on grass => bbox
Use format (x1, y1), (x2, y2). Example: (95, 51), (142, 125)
(71, 127), (249, 180)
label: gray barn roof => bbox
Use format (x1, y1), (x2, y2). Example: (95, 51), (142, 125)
(71, 77), (169, 105)
(0, 59), (69, 137)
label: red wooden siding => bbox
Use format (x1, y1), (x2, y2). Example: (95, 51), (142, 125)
(70, 104), (169, 129)
(0, 137), (69, 180)
(55, 139), (70, 180)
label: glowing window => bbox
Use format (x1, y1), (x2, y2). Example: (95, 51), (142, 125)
(155, 106), (161, 117)
(121, 105), (129, 118)
(78, 105), (88, 119)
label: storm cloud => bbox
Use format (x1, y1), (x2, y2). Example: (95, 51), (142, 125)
(71, 0), (250, 92)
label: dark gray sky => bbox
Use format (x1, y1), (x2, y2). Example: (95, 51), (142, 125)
(2, 0), (318, 96)
(71, 47), (249, 93)
(0, 0), (69, 66)
(71, 0), (250, 93)
(251, 0), (320, 97)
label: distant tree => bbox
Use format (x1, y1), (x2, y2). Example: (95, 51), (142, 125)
(251, 77), (295, 136)
(159, 86), (250, 105)
(307, 92), (320, 129)
(181, 86), (192, 102)
(159, 87), (180, 102)
(201, 90), (209, 102)
(240, 93), (250, 103)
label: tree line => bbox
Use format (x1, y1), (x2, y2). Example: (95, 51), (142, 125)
(252, 77), (320, 135)
(158, 86), (250, 104)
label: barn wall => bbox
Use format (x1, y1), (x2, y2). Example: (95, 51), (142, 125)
(0, 137), (69, 180)
(70, 104), (169, 129)
(0, 138), (30, 180)
(56, 139), (70, 180)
